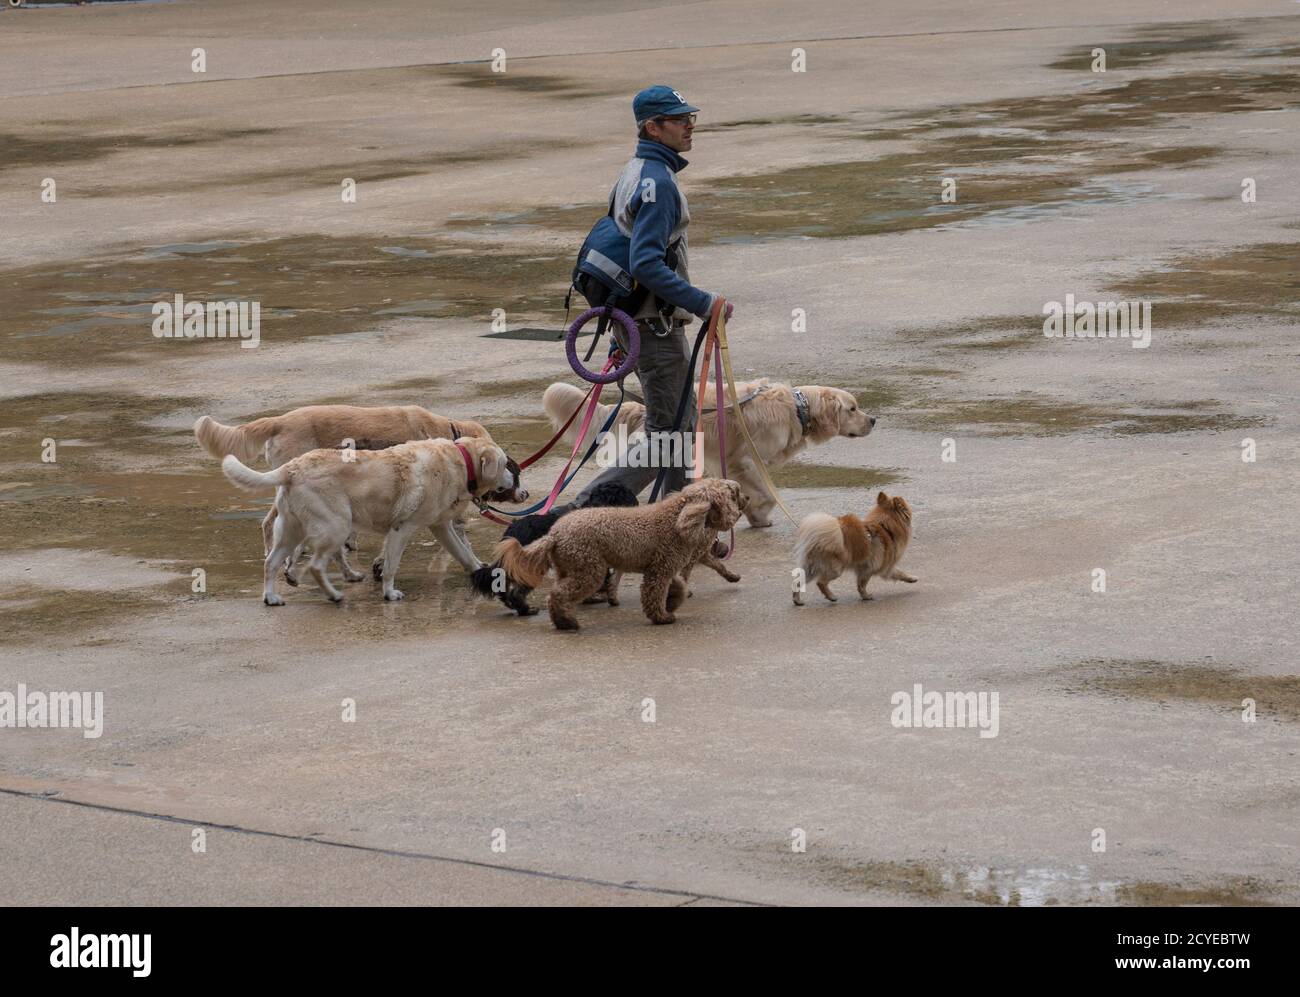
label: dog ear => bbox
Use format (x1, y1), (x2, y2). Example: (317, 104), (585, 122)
(479, 445), (503, 488)
(676, 495), (712, 535)
(707, 492), (740, 529)
(877, 491), (890, 506)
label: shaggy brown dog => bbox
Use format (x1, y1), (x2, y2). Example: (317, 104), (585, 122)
(196, 404), (526, 576)
(544, 379), (875, 527)
(792, 491), (916, 606)
(494, 479), (747, 630)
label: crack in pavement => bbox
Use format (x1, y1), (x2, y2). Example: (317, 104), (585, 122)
(0, 785), (769, 907)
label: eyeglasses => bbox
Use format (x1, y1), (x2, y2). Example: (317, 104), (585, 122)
(654, 113), (697, 126)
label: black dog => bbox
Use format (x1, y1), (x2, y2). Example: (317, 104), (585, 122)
(471, 482), (637, 615)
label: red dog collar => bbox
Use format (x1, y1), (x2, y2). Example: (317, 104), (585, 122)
(455, 442), (477, 494)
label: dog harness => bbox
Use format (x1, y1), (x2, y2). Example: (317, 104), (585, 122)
(792, 388), (811, 438)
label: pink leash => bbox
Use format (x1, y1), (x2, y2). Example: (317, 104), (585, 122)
(538, 355), (616, 514)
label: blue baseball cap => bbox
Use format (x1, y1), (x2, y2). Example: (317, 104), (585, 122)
(633, 85), (700, 126)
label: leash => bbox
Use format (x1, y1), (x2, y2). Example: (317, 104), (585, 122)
(692, 299), (735, 558)
(474, 307), (639, 525)
(477, 350), (629, 522)
(710, 296), (796, 524)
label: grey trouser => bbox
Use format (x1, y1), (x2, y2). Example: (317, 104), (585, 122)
(572, 317), (697, 504)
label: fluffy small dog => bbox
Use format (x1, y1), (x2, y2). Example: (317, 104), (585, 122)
(792, 491), (916, 606)
(494, 479), (747, 630)
(470, 482), (638, 616)
(222, 436), (518, 605)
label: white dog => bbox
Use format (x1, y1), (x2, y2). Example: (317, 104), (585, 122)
(222, 436), (518, 605)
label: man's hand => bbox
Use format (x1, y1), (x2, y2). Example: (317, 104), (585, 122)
(702, 294), (734, 322)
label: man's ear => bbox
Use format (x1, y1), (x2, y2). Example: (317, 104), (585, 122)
(676, 496), (711, 535)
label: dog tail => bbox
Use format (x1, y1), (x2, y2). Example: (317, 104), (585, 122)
(221, 454), (287, 493)
(543, 381), (626, 452)
(492, 535), (555, 590)
(194, 414), (276, 463)
(794, 512), (844, 566)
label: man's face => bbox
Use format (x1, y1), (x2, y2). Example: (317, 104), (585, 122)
(646, 113), (696, 153)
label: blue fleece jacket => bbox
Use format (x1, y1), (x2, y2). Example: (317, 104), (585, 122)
(615, 139), (713, 319)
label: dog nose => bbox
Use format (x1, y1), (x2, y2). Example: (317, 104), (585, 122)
(869, 416), (877, 426)
(515, 487), (529, 501)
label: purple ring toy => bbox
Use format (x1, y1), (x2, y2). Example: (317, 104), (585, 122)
(566, 307), (640, 384)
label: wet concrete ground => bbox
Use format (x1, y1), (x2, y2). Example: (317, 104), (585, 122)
(1, 0), (1298, 905)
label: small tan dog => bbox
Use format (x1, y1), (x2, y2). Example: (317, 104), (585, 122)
(792, 491), (916, 606)
(222, 436), (518, 605)
(543, 379), (875, 527)
(494, 479), (747, 630)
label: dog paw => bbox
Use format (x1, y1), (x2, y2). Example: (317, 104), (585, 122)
(650, 614), (676, 625)
(370, 558), (384, 582)
(747, 517), (773, 529)
(384, 588), (404, 602)
(264, 594), (285, 607)
(328, 593), (344, 604)
(553, 617), (580, 631)
(723, 571), (741, 583)
(859, 592), (874, 601)
(343, 570), (365, 583)
(900, 574), (918, 584)
(283, 570), (299, 587)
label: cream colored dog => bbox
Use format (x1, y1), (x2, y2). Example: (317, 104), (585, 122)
(543, 379), (875, 527)
(196, 404), (526, 578)
(222, 436), (518, 605)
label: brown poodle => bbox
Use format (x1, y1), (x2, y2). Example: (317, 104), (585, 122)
(494, 479), (747, 630)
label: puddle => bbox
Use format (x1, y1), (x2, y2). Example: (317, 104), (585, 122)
(1116, 879), (1277, 906)
(817, 855), (1278, 905)
(0, 236), (572, 366)
(770, 464), (904, 489)
(1108, 242), (1300, 329)
(1046, 23), (1241, 72)
(438, 65), (617, 101)
(460, 68), (1300, 246)
(0, 127), (278, 173)
(820, 857), (1120, 905)
(1067, 659), (1300, 723)
(896, 395), (1266, 437)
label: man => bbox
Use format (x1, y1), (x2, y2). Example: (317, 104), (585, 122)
(569, 84), (732, 505)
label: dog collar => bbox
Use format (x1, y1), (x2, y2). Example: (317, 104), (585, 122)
(793, 388), (811, 436)
(455, 442), (477, 494)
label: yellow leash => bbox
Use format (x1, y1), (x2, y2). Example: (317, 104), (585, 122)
(709, 297), (797, 524)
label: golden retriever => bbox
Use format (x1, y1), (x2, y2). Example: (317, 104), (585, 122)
(221, 436), (518, 605)
(792, 491), (916, 606)
(494, 479), (747, 629)
(542, 379), (875, 526)
(195, 405), (527, 576)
